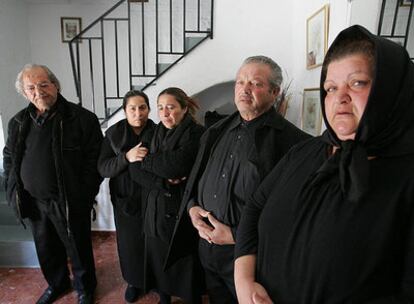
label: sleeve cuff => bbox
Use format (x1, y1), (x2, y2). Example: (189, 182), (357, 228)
(187, 198), (197, 213)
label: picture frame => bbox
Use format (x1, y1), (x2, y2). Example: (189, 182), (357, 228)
(302, 88), (322, 136)
(400, 0), (412, 6)
(306, 5), (329, 69)
(61, 17), (82, 43)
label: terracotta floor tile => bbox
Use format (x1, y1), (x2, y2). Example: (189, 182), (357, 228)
(0, 232), (196, 303)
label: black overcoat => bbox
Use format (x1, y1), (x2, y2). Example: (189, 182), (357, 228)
(97, 118), (155, 287)
(129, 114), (205, 301)
(166, 108), (311, 268)
(3, 94), (103, 228)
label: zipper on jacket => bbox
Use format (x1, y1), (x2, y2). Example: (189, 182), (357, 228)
(15, 189), (26, 229)
(15, 191), (22, 220)
(60, 120), (72, 237)
(15, 122), (24, 226)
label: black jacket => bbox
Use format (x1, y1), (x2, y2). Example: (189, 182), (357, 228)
(129, 115), (205, 243)
(97, 118), (156, 216)
(3, 94), (103, 227)
(166, 108), (311, 267)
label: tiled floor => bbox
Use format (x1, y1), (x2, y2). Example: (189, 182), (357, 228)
(0, 232), (184, 304)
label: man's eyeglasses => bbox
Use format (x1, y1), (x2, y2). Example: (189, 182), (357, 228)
(24, 82), (54, 93)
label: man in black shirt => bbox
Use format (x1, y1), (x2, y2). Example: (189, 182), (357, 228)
(167, 56), (311, 303)
(3, 64), (103, 304)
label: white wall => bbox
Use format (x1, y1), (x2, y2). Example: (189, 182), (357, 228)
(143, 0), (295, 123)
(288, 0), (350, 128)
(0, 0), (31, 137)
(27, 1), (116, 102)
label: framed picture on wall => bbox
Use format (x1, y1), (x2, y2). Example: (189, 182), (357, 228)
(400, 0), (412, 6)
(306, 5), (329, 69)
(61, 17), (82, 43)
(302, 88), (322, 136)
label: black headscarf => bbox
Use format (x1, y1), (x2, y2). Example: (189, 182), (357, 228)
(314, 25), (414, 202)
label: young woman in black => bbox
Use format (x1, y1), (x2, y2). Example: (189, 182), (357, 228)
(98, 90), (155, 303)
(129, 87), (205, 303)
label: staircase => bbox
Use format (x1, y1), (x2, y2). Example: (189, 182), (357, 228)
(68, 0), (214, 124)
(0, 184), (38, 267)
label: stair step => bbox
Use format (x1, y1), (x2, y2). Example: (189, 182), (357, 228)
(106, 106), (120, 117)
(0, 240), (39, 268)
(131, 85), (145, 91)
(99, 119), (108, 128)
(0, 218), (38, 267)
(0, 202), (19, 226)
(185, 36), (206, 52)
(158, 63), (172, 74)
(0, 224), (33, 242)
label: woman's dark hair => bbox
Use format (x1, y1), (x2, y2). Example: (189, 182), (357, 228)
(322, 36), (376, 78)
(122, 90), (150, 110)
(157, 87), (200, 120)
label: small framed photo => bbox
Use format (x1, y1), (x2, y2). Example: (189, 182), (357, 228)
(302, 88), (322, 136)
(400, 0), (412, 6)
(61, 17), (82, 43)
(306, 5), (329, 69)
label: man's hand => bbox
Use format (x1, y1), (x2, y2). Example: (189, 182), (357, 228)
(126, 143), (148, 163)
(189, 206), (214, 242)
(206, 213), (235, 245)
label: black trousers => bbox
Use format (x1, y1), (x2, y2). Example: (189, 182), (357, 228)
(28, 199), (97, 293)
(198, 239), (237, 304)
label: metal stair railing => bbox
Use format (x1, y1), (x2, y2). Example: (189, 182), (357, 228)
(68, 0), (214, 125)
(377, 0), (413, 61)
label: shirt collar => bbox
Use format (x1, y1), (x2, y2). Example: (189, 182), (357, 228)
(229, 107), (274, 131)
(28, 100), (58, 126)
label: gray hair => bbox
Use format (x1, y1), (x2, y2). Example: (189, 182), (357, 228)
(15, 64), (61, 96)
(241, 55), (283, 90)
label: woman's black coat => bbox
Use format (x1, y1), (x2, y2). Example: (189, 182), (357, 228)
(98, 119), (155, 215)
(97, 118), (155, 287)
(128, 114), (205, 300)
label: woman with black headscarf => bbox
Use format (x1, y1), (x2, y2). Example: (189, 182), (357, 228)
(234, 25), (414, 303)
(129, 87), (205, 303)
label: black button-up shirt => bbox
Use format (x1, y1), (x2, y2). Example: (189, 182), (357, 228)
(196, 109), (272, 231)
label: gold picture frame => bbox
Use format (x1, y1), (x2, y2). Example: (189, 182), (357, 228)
(61, 17), (82, 43)
(306, 5), (329, 69)
(302, 88), (322, 136)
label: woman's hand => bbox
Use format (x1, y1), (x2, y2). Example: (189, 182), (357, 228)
(251, 283), (273, 304)
(237, 280), (273, 304)
(126, 143), (148, 163)
(235, 255), (273, 304)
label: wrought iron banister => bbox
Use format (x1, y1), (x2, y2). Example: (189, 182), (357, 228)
(69, 0), (214, 124)
(378, 0), (413, 60)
